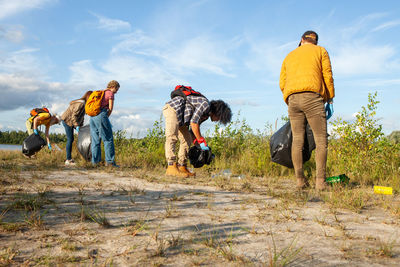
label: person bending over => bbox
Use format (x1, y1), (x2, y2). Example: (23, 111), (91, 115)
(163, 85), (232, 177)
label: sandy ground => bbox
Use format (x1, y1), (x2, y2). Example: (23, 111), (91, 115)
(0, 168), (399, 266)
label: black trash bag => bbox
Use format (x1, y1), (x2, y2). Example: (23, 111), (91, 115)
(22, 134), (46, 156)
(77, 125), (92, 161)
(188, 146), (215, 168)
(270, 121), (316, 168)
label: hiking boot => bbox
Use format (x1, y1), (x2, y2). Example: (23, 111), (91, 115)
(296, 177), (307, 189)
(65, 159), (76, 166)
(315, 178), (327, 190)
(178, 165), (196, 177)
(166, 163), (189, 178)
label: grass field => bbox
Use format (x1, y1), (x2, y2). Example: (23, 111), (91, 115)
(0, 92), (399, 266)
(0, 150), (399, 266)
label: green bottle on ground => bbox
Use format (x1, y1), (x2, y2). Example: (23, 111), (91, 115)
(326, 174), (350, 185)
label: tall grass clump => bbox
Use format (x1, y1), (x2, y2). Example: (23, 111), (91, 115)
(114, 118), (165, 169)
(19, 90), (397, 189)
(328, 92), (400, 190)
(206, 114), (290, 177)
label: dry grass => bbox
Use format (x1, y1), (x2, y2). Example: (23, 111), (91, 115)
(0, 150), (399, 266)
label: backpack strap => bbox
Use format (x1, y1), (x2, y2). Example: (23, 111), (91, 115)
(171, 85), (208, 110)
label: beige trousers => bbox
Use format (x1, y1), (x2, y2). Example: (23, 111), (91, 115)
(26, 120), (33, 135)
(288, 92), (327, 181)
(163, 104), (192, 165)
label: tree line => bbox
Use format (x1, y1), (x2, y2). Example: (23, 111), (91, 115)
(0, 131), (67, 144)
(1, 129), (399, 146)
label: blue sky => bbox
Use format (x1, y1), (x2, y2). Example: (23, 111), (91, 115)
(0, 0), (399, 137)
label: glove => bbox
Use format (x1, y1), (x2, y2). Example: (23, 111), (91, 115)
(76, 126), (80, 133)
(33, 129), (39, 135)
(194, 137), (209, 151)
(325, 103), (334, 120)
(200, 142), (210, 151)
(47, 143), (52, 151)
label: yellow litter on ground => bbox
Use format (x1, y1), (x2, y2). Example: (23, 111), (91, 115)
(373, 186), (393, 195)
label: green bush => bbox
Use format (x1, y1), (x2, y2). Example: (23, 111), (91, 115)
(328, 92), (400, 189)
(12, 91), (397, 191)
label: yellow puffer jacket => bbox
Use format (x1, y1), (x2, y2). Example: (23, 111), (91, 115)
(279, 43), (335, 104)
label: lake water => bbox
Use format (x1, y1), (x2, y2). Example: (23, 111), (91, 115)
(0, 144), (21, 151)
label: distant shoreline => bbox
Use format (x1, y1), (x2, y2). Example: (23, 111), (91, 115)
(0, 144), (20, 151)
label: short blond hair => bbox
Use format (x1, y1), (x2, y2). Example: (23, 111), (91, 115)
(107, 80), (120, 89)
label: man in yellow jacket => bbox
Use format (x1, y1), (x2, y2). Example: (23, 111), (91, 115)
(279, 30), (335, 190)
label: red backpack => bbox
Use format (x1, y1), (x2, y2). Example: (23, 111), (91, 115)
(170, 85), (205, 100)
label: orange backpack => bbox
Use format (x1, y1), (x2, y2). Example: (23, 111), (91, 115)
(85, 90), (105, 116)
(30, 107), (50, 118)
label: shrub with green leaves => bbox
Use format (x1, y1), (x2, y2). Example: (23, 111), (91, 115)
(328, 92), (400, 189)
(206, 115), (289, 177)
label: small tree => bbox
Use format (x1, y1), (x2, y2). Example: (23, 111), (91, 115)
(329, 92), (400, 185)
(331, 92), (383, 150)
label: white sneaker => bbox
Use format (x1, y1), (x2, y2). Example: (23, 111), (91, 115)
(65, 159), (76, 166)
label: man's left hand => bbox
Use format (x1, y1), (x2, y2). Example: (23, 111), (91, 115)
(194, 137), (209, 151)
(325, 103), (334, 120)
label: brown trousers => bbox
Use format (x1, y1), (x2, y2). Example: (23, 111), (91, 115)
(288, 92), (327, 181)
(163, 104), (192, 166)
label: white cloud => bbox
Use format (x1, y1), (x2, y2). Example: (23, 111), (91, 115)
(0, 73), (65, 111)
(244, 38), (296, 76)
(69, 30), (237, 91)
(91, 12), (131, 32)
(0, 25), (24, 43)
(0, 48), (84, 113)
(68, 60), (109, 88)
(103, 56), (176, 88)
(371, 19), (400, 32)
(349, 78), (400, 88)
(229, 98), (260, 107)
(113, 30), (237, 76)
(0, 48), (48, 77)
(164, 35), (236, 77)
(111, 30), (153, 54)
(381, 117), (400, 134)
(324, 13), (400, 77)
(110, 108), (161, 137)
(332, 43), (399, 76)
(0, 0), (55, 20)
(340, 12), (387, 39)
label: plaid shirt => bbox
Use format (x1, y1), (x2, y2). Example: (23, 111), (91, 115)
(167, 95), (210, 126)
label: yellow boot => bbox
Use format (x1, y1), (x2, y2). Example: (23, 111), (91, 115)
(178, 165), (196, 177)
(166, 163), (189, 178)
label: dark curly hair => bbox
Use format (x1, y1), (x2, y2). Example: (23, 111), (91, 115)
(210, 100), (232, 125)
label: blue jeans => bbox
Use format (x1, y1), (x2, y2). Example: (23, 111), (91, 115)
(90, 109), (115, 164)
(62, 121), (74, 160)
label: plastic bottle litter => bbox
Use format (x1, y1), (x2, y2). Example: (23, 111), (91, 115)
(237, 174), (246, 180)
(374, 186), (393, 195)
(326, 174), (350, 185)
(221, 169), (232, 178)
(211, 169), (245, 179)
(54, 144), (62, 151)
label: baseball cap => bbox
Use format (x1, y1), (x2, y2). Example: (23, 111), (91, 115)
(298, 30), (318, 46)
